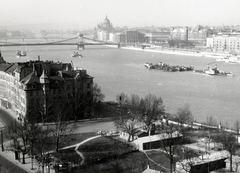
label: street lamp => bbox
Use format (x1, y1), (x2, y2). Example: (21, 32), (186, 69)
(1, 129), (4, 151)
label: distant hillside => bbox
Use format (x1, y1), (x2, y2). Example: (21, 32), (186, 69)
(0, 22), (87, 30)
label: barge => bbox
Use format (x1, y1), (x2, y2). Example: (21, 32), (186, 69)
(144, 62), (194, 72)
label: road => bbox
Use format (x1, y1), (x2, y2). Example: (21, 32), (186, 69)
(0, 154), (30, 173)
(0, 108), (16, 142)
(0, 108), (30, 173)
(71, 117), (117, 133)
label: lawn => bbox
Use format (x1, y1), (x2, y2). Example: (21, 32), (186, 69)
(48, 133), (174, 173)
(78, 136), (137, 165)
(59, 132), (97, 148)
(77, 149), (171, 173)
(47, 132), (98, 166)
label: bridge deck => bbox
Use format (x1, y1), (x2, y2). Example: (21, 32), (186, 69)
(0, 42), (119, 46)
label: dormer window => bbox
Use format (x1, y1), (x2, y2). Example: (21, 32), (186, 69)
(32, 84), (36, 89)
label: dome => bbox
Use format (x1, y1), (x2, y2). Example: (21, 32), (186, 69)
(103, 16), (110, 25)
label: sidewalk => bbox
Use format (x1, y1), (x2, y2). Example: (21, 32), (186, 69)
(0, 142), (55, 173)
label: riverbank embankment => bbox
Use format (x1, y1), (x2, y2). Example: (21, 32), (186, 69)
(121, 46), (230, 59)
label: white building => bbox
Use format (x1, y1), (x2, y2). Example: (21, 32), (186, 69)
(206, 32), (240, 53)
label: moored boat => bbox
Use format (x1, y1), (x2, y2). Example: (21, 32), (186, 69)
(16, 50), (27, 57)
(194, 64), (234, 77)
(216, 55), (240, 63)
(71, 51), (82, 58)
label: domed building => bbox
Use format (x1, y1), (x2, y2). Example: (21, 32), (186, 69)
(99, 16), (113, 30)
(94, 16), (114, 41)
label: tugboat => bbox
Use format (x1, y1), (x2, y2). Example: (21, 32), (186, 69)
(71, 51), (82, 58)
(16, 50), (27, 58)
(194, 64), (234, 77)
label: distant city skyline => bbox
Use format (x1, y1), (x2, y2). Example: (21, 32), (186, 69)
(1, 0), (240, 30)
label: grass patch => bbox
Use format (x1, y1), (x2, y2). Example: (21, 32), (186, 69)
(77, 150), (171, 173)
(46, 132), (98, 165)
(52, 147), (81, 164)
(78, 136), (137, 165)
(60, 132), (97, 148)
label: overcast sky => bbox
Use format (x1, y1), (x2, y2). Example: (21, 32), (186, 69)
(1, 0), (240, 29)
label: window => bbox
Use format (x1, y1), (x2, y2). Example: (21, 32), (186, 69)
(87, 83), (91, 88)
(30, 92), (33, 97)
(87, 91), (91, 96)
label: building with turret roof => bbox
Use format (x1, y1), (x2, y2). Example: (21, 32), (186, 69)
(0, 57), (93, 121)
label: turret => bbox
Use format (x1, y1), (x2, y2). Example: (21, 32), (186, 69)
(40, 69), (49, 84)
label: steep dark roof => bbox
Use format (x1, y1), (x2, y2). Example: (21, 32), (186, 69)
(0, 57), (6, 64)
(5, 63), (18, 74)
(20, 71), (39, 84)
(61, 71), (75, 78)
(49, 76), (64, 81)
(0, 63), (12, 71)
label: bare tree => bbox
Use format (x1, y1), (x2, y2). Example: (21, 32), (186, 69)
(66, 83), (90, 121)
(176, 104), (194, 125)
(206, 116), (218, 127)
(176, 147), (201, 173)
(234, 120), (240, 141)
(7, 120), (38, 164)
(115, 115), (140, 142)
(139, 94), (165, 135)
(92, 82), (105, 119)
(214, 130), (238, 172)
(49, 103), (74, 152)
(34, 125), (52, 173)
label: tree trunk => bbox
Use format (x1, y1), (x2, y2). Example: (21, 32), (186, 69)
(170, 146), (173, 173)
(75, 115), (77, 122)
(128, 134), (131, 142)
(230, 153), (233, 172)
(56, 135), (59, 152)
(22, 152), (26, 164)
(41, 152), (45, 173)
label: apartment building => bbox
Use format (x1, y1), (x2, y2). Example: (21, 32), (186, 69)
(0, 56), (93, 121)
(207, 32), (240, 53)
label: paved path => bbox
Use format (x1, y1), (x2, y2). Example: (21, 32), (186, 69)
(60, 135), (102, 165)
(74, 135), (101, 165)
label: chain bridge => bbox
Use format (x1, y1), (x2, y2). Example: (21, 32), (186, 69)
(0, 34), (120, 49)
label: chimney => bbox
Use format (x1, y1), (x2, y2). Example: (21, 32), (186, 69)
(38, 55), (40, 61)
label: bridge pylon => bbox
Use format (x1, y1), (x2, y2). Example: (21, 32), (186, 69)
(118, 43), (121, 48)
(77, 33), (85, 50)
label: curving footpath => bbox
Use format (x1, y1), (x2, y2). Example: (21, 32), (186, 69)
(61, 135), (101, 165)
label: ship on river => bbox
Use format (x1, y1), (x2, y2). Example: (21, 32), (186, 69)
(71, 51), (82, 58)
(194, 64), (234, 77)
(144, 62), (194, 72)
(16, 50), (27, 58)
(216, 55), (240, 63)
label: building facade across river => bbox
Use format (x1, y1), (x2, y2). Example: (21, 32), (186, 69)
(0, 56), (93, 121)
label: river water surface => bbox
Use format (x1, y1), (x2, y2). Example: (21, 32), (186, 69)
(1, 39), (240, 127)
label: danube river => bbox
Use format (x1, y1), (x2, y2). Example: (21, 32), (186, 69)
(1, 40), (240, 127)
